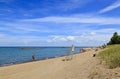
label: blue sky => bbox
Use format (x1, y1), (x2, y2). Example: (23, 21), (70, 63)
(0, 0), (120, 46)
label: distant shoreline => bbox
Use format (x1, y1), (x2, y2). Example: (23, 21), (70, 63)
(0, 46), (96, 48)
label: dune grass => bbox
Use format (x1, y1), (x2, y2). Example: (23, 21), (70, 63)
(99, 44), (120, 68)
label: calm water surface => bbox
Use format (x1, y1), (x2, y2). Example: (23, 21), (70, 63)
(0, 47), (84, 66)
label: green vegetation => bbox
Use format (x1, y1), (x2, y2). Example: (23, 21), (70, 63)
(100, 32), (120, 68)
(99, 45), (120, 68)
(107, 32), (120, 45)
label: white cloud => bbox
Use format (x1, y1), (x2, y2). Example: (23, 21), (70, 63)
(0, 22), (53, 34)
(0, 36), (48, 46)
(67, 36), (75, 41)
(46, 33), (111, 46)
(90, 32), (96, 35)
(0, 28), (115, 46)
(1, 19), (119, 46)
(99, 0), (120, 13)
(46, 28), (120, 46)
(21, 16), (120, 25)
(0, 33), (5, 38)
(57, 0), (92, 11)
(47, 36), (75, 43)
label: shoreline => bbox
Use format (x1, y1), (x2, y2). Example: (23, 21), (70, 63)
(0, 48), (100, 79)
(0, 47), (84, 67)
(0, 47), (99, 67)
(0, 52), (81, 67)
(0, 56), (62, 67)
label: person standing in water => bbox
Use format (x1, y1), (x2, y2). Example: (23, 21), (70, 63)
(32, 54), (35, 61)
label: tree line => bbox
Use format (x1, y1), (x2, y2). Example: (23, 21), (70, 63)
(107, 32), (120, 45)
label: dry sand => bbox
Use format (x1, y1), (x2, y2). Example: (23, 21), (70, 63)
(1, 48), (119, 79)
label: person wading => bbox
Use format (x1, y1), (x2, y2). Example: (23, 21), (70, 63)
(32, 54), (36, 61)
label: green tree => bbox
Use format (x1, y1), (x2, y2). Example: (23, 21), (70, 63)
(108, 32), (120, 45)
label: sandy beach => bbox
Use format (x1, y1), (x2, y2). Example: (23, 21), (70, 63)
(0, 48), (103, 79)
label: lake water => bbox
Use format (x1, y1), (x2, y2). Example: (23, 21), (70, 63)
(0, 47), (84, 66)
